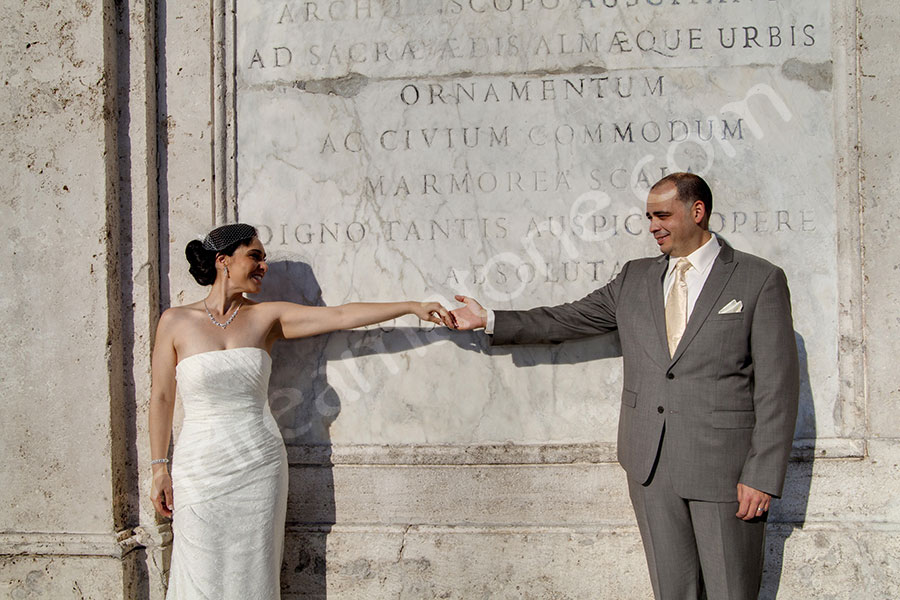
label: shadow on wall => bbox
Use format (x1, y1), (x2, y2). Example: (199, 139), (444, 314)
(255, 260), (333, 598)
(760, 332), (815, 599)
(431, 318), (624, 364)
(153, 0), (172, 593)
(256, 260), (452, 598)
(113, 0), (160, 596)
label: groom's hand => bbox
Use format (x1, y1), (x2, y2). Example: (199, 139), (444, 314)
(451, 295), (487, 330)
(736, 483), (771, 521)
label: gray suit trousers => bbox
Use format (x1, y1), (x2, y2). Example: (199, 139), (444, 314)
(628, 429), (766, 600)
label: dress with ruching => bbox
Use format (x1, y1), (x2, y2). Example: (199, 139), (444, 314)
(167, 347), (288, 600)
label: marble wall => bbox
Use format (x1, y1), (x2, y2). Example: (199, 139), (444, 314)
(1, 0), (898, 598)
(234, 0), (841, 452)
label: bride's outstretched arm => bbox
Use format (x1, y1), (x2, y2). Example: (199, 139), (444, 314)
(266, 301), (453, 340)
(148, 310), (178, 518)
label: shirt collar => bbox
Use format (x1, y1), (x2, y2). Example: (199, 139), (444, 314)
(666, 233), (720, 276)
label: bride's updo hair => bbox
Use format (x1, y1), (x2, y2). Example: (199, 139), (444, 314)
(185, 223), (258, 286)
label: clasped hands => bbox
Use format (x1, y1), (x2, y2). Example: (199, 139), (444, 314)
(420, 295), (488, 330)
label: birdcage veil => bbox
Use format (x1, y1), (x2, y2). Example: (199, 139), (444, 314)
(201, 224), (257, 252)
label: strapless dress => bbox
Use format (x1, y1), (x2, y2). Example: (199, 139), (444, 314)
(167, 347), (288, 599)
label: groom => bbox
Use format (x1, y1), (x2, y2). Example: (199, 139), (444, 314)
(450, 173), (799, 599)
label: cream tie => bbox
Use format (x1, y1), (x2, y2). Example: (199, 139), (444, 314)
(665, 258), (692, 357)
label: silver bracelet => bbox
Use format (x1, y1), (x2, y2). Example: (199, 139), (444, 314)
(150, 458), (169, 465)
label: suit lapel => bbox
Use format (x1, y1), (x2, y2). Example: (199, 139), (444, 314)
(647, 254), (671, 365)
(670, 241), (737, 365)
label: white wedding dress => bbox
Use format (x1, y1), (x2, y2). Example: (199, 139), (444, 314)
(167, 347), (288, 599)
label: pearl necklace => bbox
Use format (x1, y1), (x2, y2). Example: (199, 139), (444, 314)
(204, 299), (242, 329)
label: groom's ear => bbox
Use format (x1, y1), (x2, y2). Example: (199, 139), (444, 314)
(691, 199), (707, 226)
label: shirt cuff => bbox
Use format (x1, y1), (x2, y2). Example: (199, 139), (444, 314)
(484, 309), (496, 334)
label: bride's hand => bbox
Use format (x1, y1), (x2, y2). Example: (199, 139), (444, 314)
(411, 301), (454, 327)
(151, 469), (174, 518)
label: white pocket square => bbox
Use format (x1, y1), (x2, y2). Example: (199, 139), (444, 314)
(718, 299), (743, 314)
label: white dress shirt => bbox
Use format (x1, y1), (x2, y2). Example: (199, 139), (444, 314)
(484, 235), (721, 333)
(663, 234), (721, 317)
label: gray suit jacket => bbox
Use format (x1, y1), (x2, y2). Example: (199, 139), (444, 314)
(492, 240), (800, 501)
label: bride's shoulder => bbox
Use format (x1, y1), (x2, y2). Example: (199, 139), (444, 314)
(163, 302), (203, 315)
(158, 304), (203, 328)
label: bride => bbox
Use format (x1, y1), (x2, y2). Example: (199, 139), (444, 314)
(149, 223), (451, 599)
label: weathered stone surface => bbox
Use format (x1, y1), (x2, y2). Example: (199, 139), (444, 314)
(0, 554), (135, 600)
(282, 526), (653, 599)
(159, 0), (218, 306)
(0, 0), (116, 534)
(859, 0), (900, 439)
(761, 526), (900, 599)
(0, 1), (151, 597)
(288, 463), (636, 526)
(281, 440), (899, 528)
(277, 523), (900, 599)
(274, 440), (899, 596)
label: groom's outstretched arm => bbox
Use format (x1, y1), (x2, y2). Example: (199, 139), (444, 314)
(451, 262), (629, 345)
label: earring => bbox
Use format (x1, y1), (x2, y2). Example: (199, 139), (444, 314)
(224, 265), (230, 277)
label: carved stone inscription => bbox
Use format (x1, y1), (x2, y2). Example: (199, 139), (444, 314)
(235, 1), (835, 445)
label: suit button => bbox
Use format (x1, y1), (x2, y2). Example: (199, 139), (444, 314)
(666, 373), (675, 380)
(657, 406), (664, 414)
